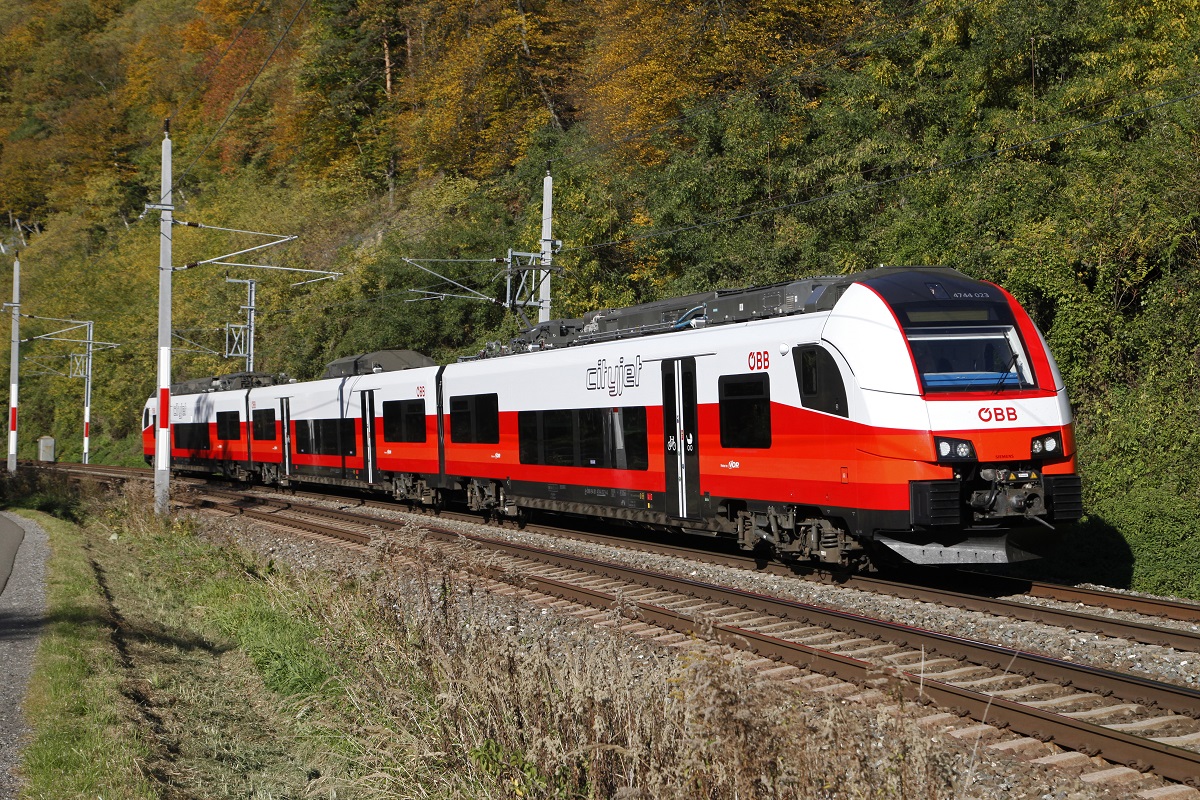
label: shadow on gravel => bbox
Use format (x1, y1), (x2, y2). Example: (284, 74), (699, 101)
(0, 610), (46, 642)
(0, 606), (232, 658)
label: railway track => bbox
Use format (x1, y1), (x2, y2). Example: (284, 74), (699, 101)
(175, 484), (1200, 792)
(35, 461), (1200, 632)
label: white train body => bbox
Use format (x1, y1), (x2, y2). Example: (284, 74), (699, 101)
(144, 267), (1081, 566)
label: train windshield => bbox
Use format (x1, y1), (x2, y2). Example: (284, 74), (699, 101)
(906, 326), (1035, 393)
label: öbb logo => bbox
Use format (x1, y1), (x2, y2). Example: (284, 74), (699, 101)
(978, 407), (1018, 422)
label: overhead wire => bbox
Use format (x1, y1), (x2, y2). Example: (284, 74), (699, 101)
(278, 0), (982, 310)
(150, 0), (1199, 317)
(154, 0), (984, 321)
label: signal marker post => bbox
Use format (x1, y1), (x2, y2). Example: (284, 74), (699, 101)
(539, 168), (553, 323)
(152, 124), (173, 515)
(6, 253), (18, 473)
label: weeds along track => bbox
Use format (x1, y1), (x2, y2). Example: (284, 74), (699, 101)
(36, 463), (1200, 792)
(167, 483), (1200, 792)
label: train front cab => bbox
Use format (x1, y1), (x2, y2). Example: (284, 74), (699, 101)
(141, 397), (157, 465)
(823, 270), (1082, 565)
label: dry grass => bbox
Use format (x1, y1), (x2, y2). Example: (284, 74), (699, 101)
(268, 525), (969, 799)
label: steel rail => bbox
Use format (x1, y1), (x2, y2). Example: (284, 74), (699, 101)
(820, 574), (1200, 652)
(191, 479), (1200, 652)
(42, 464), (1200, 660)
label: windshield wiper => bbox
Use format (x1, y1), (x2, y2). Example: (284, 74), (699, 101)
(993, 353), (1019, 393)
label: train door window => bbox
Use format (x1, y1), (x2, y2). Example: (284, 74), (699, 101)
(611, 406), (649, 470)
(518, 411), (539, 464)
(578, 408), (606, 467)
(449, 393), (500, 444)
(543, 409), (574, 466)
(173, 422), (210, 450)
(718, 374), (772, 449)
(794, 346), (848, 417)
(382, 399), (426, 443)
(330, 419), (357, 455)
(216, 411), (241, 441)
(252, 409), (277, 441)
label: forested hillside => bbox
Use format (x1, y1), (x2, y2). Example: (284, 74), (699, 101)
(1, 0), (1198, 594)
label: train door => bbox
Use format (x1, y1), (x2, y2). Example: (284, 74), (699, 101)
(243, 393), (254, 470)
(662, 357), (701, 520)
(280, 398), (292, 478)
(359, 389), (377, 485)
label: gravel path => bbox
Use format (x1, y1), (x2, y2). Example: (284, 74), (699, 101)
(0, 513), (49, 800)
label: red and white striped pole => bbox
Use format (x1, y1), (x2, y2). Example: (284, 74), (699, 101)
(154, 123), (173, 513)
(83, 320), (93, 464)
(6, 252), (17, 473)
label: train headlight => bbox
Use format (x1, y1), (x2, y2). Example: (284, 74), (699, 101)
(934, 436), (976, 463)
(1030, 432), (1063, 459)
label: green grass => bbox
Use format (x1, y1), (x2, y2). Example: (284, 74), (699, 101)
(15, 511), (158, 799)
(13, 490), (342, 798)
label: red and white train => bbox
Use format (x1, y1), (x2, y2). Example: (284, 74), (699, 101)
(143, 267), (1082, 567)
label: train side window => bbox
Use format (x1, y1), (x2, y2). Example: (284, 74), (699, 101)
(718, 374), (772, 449)
(579, 408), (606, 467)
(216, 411), (241, 441)
(518, 406), (648, 470)
(294, 419), (356, 456)
(381, 399), (426, 443)
(543, 409), (574, 466)
(173, 422), (210, 451)
(449, 393), (500, 444)
(794, 346), (848, 418)
(252, 409), (277, 441)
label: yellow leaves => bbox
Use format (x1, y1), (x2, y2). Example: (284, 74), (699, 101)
(579, 0), (869, 165)
(182, 0), (261, 54)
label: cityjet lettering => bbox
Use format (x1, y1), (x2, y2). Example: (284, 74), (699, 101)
(586, 356), (643, 397)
